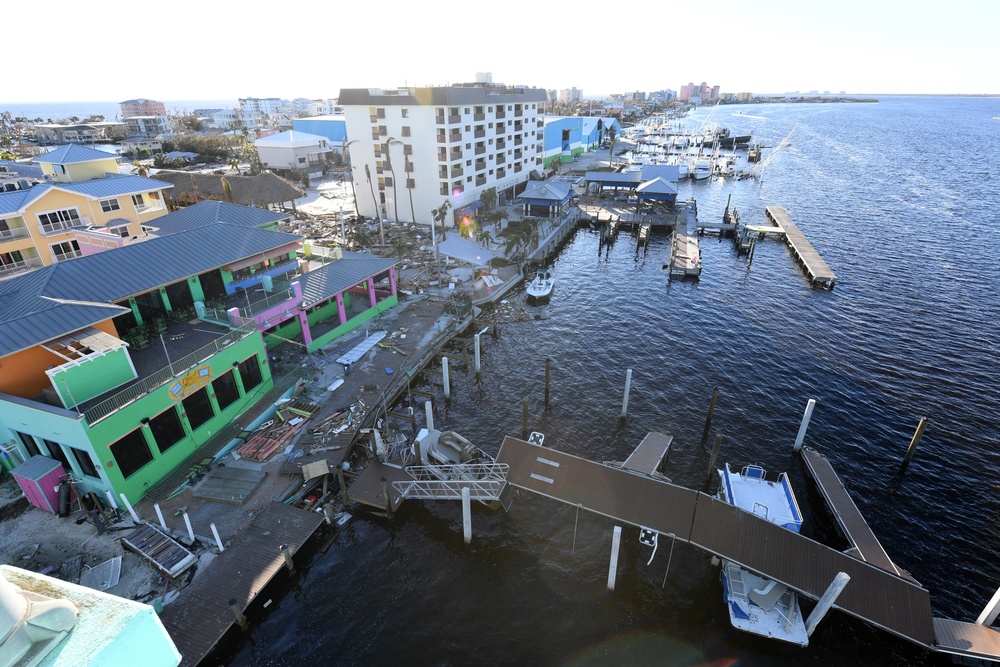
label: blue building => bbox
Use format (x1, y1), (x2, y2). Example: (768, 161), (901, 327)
(541, 117), (622, 167)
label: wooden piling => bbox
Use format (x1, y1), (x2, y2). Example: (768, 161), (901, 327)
(442, 356), (450, 399)
(522, 398), (529, 440)
(229, 598), (249, 631)
(280, 544), (295, 573)
(544, 357), (551, 407)
(707, 434), (723, 484)
(900, 417), (928, 472)
(700, 387), (719, 445)
(621, 369), (633, 419)
(793, 398), (817, 453)
(607, 526), (622, 591)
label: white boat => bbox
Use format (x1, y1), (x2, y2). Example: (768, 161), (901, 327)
(691, 159), (712, 180)
(526, 267), (554, 300)
(717, 463), (810, 646)
(412, 428), (493, 469)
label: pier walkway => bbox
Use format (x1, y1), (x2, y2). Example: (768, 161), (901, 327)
(160, 502), (325, 667)
(765, 205), (837, 287)
(620, 431), (672, 476)
(800, 447), (907, 578)
(667, 200), (701, 278)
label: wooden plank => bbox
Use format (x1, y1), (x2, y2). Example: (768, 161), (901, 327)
(345, 460), (410, 511)
(934, 618), (1000, 660)
(621, 431), (672, 476)
(766, 205), (836, 286)
(192, 467), (267, 504)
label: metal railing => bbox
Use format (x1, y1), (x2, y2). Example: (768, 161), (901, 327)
(83, 325), (257, 425)
(0, 226), (31, 242)
(0, 256), (42, 277)
(393, 463), (509, 501)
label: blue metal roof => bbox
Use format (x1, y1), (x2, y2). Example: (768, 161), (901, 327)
(150, 201), (290, 236)
(517, 181), (573, 205)
(584, 171), (642, 185)
(300, 251), (397, 307)
(33, 145), (120, 164)
(56, 174), (173, 199)
(0, 188), (33, 215)
(0, 160), (45, 179)
(0, 225), (304, 357)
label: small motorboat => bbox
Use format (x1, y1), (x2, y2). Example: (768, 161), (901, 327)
(526, 267), (554, 300)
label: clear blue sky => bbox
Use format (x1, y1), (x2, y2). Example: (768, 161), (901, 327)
(6, 0), (998, 102)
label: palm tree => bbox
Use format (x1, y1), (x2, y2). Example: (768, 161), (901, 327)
(432, 200), (451, 242)
(392, 237), (410, 262)
(130, 161), (149, 178)
(348, 225), (372, 252)
(227, 157), (242, 175)
(475, 229), (494, 250)
(384, 138), (400, 230)
(364, 164), (379, 227)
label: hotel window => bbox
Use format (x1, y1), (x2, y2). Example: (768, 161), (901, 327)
(402, 126), (411, 137)
(401, 109), (409, 118)
(109, 430), (154, 479)
(213, 370), (241, 411)
(13, 432), (42, 458)
(69, 447), (100, 478)
(50, 240), (80, 262)
(100, 198), (120, 212)
(182, 387), (215, 431)
(110, 225), (130, 238)
(239, 356), (263, 391)
(38, 208), (81, 234)
(440, 183), (449, 195)
(131, 194), (144, 207)
(150, 407), (186, 454)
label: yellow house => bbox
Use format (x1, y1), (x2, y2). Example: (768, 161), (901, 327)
(1, 147), (172, 277)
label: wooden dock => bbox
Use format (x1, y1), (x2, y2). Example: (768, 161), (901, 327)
(765, 205), (837, 287)
(498, 437), (939, 646)
(344, 459), (410, 514)
(160, 502), (325, 667)
(800, 447), (909, 579)
(667, 200), (701, 278)
(621, 431), (672, 476)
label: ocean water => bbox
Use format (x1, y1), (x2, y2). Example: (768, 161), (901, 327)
(228, 97), (1000, 666)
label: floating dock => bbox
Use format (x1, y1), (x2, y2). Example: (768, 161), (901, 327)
(765, 205), (837, 288)
(666, 200), (701, 278)
(496, 436), (1000, 661)
(160, 502), (325, 667)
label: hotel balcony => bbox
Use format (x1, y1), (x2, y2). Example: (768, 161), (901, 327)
(0, 226), (31, 243)
(0, 256), (43, 278)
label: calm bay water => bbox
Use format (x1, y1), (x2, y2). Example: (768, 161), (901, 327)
(230, 97), (1000, 666)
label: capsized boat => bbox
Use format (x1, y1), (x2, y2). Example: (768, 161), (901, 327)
(526, 267), (554, 300)
(716, 463), (809, 646)
(412, 428), (494, 469)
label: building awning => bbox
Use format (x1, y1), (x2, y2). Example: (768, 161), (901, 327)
(455, 201), (484, 215)
(436, 235), (497, 267)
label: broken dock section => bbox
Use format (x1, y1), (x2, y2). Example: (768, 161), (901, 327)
(765, 205), (837, 288)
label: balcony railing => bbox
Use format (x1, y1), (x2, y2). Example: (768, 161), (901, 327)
(514, 108), (523, 117)
(495, 110), (506, 119)
(475, 145), (485, 155)
(514, 136), (522, 146)
(437, 134), (447, 144)
(0, 226), (31, 242)
(41, 215), (90, 236)
(474, 129), (485, 139)
(448, 114), (461, 124)
(136, 200), (165, 214)
(475, 176), (486, 187)
(83, 325), (257, 425)
(54, 249), (83, 262)
(474, 113), (485, 121)
(475, 160), (486, 172)
(496, 154), (506, 165)
(0, 256), (43, 277)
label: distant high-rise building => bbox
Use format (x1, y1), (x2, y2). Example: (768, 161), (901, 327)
(679, 82), (720, 103)
(558, 87), (582, 104)
(119, 98), (166, 119)
(239, 97), (283, 115)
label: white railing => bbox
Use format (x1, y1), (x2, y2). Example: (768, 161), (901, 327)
(0, 226), (31, 242)
(0, 256), (43, 277)
(136, 200), (165, 214)
(40, 215), (91, 236)
(54, 249), (83, 261)
(393, 463), (509, 501)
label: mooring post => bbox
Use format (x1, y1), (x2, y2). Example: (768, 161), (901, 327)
(425, 400), (434, 432)
(279, 544), (295, 573)
(153, 503), (168, 532)
(183, 512), (195, 542)
(474, 333), (482, 376)
(700, 387), (719, 445)
(544, 357), (551, 408)
(900, 417), (928, 472)
(119, 492), (140, 523)
(323, 503), (335, 525)
(975, 585), (1000, 625)
(462, 486), (472, 544)
(793, 398), (817, 453)
(211, 523), (225, 552)
(337, 466), (347, 498)
(442, 356), (450, 399)
(607, 525), (623, 591)
(522, 397), (529, 440)
(229, 598), (249, 631)
(706, 434), (723, 484)
(621, 369), (633, 418)
(805, 572), (851, 636)
(381, 478), (392, 517)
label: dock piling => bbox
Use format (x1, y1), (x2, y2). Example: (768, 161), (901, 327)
(425, 400), (434, 432)
(280, 544), (295, 573)
(183, 512), (195, 543)
(119, 492), (140, 523)
(700, 387), (719, 445)
(900, 417), (928, 472)
(805, 572), (851, 636)
(211, 523), (225, 552)
(229, 598), (249, 631)
(975, 585), (1000, 626)
(793, 398), (817, 453)
(706, 434), (723, 484)
(462, 487), (472, 544)
(522, 397), (529, 440)
(544, 357), (551, 408)
(474, 333), (482, 376)
(153, 503), (168, 532)
(607, 525), (622, 591)
(621, 369), (633, 418)
(442, 356), (450, 399)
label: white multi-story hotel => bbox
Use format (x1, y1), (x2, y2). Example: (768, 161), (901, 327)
(339, 83), (547, 229)
(239, 97), (283, 115)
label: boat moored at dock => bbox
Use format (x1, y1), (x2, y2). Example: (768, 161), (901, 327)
(526, 267), (554, 300)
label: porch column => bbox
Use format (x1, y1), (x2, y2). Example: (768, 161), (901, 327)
(158, 286), (172, 314)
(298, 311), (313, 346)
(368, 279), (377, 308)
(389, 267), (397, 295)
(128, 297), (143, 326)
(335, 293), (347, 325)
(189, 275), (205, 303)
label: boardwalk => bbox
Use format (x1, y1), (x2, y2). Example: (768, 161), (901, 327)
(497, 436), (936, 646)
(800, 447), (908, 578)
(621, 431), (672, 476)
(345, 459), (410, 513)
(160, 502), (324, 667)
(667, 201), (701, 278)
(765, 205), (837, 287)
